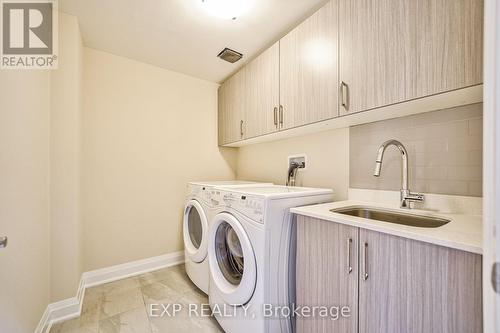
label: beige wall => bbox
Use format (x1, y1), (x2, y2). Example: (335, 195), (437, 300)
(0, 13), (85, 331)
(236, 128), (349, 201)
(82, 48), (237, 271)
(50, 13), (84, 302)
(0, 72), (50, 332)
(350, 103), (483, 196)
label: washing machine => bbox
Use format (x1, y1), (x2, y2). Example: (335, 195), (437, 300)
(183, 181), (271, 294)
(207, 185), (334, 333)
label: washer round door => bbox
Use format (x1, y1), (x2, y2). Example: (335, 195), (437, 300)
(183, 200), (208, 263)
(208, 212), (256, 305)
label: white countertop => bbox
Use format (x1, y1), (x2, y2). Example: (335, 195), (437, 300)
(291, 200), (482, 254)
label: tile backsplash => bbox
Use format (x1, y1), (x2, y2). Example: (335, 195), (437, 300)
(350, 103), (483, 197)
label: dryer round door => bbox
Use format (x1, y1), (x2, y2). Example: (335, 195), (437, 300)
(208, 212), (256, 306)
(183, 200), (208, 263)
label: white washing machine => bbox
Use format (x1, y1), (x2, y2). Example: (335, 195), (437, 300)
(207, 185), (334, 333)
(183, 181), (271, 294)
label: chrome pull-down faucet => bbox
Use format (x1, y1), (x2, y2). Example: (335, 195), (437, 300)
(374, 140), (424, 209)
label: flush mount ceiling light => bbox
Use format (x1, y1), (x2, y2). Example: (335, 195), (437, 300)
(201, 0), (250, 20)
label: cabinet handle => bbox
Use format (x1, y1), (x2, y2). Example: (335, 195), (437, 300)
(492, 262), (500, 294)
(340, 81), (349, 111)
(347, 238), (353, 274)
(273, 107), (278, 127)
(240, 120), (244, 138)
(279, 105), (284, 127)
(363, 242), (369, 281)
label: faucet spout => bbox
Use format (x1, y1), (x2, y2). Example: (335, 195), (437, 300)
(373, 139), (423, 208)
(374, 160), (382, 177)
(374, 140), (409, 189)
(286, 161), (304, 186)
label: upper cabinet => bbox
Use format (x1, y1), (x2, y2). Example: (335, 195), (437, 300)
(218, 68), (246, 145)
(245, 42), (280, 139)
(280, 0), (339, 129)
(339, 0), (483, 115)
(217, 0), (483, 146)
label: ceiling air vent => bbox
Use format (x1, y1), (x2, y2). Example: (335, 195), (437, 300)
(217, 48), (243, 63)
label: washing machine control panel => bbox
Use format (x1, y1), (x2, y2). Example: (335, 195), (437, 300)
(220, 192), (265, 223)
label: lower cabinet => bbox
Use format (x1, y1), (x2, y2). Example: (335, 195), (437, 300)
(296, 215), (483, 333)
(296, 217), (359, 333)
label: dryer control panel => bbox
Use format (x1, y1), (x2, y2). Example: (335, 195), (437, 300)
(186, 184), (201, 198)
(200, 187), (212, 206)
(210, 189), (222, 206)
(220, 192), (265, 223)
(187, 184), (213, 206)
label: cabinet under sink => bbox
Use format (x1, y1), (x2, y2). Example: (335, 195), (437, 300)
(295, 214), (482, 333)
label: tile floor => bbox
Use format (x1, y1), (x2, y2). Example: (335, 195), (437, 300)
(50, 264), (223, 333)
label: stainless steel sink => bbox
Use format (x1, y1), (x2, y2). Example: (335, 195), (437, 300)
(330, 206), (450, 228)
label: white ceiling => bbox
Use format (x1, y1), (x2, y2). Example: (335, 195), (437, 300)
(60, 0), (328, 83)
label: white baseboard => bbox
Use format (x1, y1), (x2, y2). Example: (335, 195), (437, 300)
(35, 251), (184, 333)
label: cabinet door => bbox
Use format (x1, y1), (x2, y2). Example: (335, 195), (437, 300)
(218, 68), (246, 145)
(280, 0), (338, 129)
(339, 0), (483, 115)
(358, 229), (482, 333)
(296, 216), (358, 333)
(245, 42), (280, 139)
